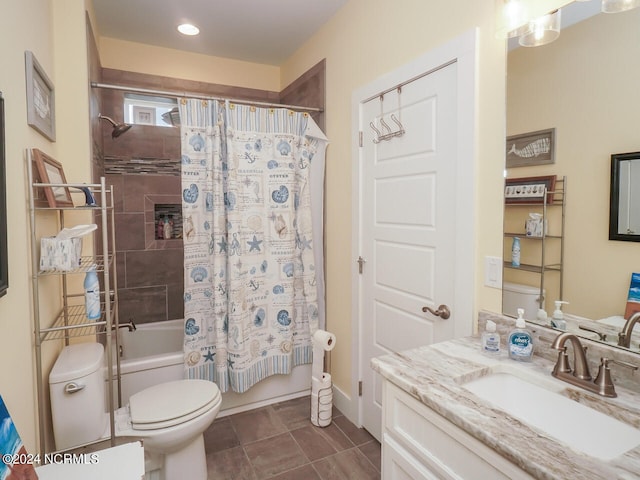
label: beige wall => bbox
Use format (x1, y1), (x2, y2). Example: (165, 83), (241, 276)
(0, 0), (54, 453)
(507, 9), (640, 320)
(98, 38), (281, 92)
(1, 0), (508, 449)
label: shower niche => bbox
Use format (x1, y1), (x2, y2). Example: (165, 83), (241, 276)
(154, 204), (182, 240)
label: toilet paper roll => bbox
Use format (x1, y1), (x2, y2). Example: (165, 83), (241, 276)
(312, 330), (336, 380)
(312, 330), (336, 351)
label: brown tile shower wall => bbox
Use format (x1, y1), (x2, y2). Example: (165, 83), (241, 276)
(99, 64), (325, 325)
(108, 172), (185, 325)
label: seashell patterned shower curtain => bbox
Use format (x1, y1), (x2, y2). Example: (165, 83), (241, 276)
(179, 99), (326, 393)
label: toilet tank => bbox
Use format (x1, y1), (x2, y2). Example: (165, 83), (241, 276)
(503, 281), (544, 321)
(49, 342), (107, 450)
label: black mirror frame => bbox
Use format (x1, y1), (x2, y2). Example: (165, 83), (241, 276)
(609, 151), (640, 243)
(0, 92), (8, 297)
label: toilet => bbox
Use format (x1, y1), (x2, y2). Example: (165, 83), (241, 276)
(503, 281), (545, 321)
(49, 342), (221, 480)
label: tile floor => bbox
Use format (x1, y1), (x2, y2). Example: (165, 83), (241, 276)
(204, 396), (381, 480)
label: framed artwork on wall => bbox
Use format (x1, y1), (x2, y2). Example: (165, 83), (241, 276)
(133, 106), (155, 125)
(25, 50), (56, 142)
(506, 128), (555, 168)
(505, 175), (557, 205)
(32, 149), (74, 208)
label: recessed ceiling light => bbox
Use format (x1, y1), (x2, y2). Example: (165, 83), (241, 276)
(177, 23), (200, 36)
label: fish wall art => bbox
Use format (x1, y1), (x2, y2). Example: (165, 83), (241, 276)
(506, 128), (555, 168)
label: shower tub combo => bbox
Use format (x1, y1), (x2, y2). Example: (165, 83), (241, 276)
(116, 319), (312, 415)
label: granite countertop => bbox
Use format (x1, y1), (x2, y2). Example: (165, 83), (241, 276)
(371, 334), (640, 479)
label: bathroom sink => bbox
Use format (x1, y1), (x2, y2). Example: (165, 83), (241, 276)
(461, 364), (640, 460)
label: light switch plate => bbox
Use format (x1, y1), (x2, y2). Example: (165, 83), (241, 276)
(484, 256), (502, 288)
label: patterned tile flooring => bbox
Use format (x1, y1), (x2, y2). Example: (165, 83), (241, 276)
(204, 396), (381, 480)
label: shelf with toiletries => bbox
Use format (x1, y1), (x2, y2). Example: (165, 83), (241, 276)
(26, 149), (121, 455)
(503, 176), (566, 314)
(37, 293), (117, 342)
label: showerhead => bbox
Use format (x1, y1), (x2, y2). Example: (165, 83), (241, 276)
(99, 113), (132, 138)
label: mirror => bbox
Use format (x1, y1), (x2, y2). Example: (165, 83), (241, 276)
(609, 152), (640, 241)
(0, 91), (7, 298)
(505, 2), (640, 352)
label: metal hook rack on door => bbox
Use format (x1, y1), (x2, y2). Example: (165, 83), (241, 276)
(369, 88), (405, 144)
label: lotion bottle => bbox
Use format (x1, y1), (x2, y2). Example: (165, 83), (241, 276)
(508, 308), (533, 362)
(481, 320), (501, 355)
(84, 265), (101, 320)
(511, 237), (521, 267)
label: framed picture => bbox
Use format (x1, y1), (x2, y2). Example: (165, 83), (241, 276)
(32, 149), (74, 208)
(506, 128), (555, 168)
(505, 175), (556, 205)
(0, 93), (7, 298)
(25, 50), (56, 142)
(133, 106), (155, 125)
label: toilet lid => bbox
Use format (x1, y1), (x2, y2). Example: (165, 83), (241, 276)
(129, 379), (220, 430)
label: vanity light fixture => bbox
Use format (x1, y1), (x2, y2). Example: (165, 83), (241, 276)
(177, 23), (200, 36)
(495, 0), (570, 45)
(518, 9), (562, 47)
(503, 0), (527, 36)
(601, 0), (640, 12)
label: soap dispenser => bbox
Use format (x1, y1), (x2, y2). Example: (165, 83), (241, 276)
(551, 300), (569, 330)
(481, 320), (501, 355)
(508, 308), (534, 362)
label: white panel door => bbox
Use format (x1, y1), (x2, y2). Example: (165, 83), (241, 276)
(360, 62), (458, 440)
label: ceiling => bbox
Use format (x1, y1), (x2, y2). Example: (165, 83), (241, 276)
(92, 0), (348, 66)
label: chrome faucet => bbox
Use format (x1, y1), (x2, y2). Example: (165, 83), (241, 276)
(618, 311), (640, 348)
(550, 332), (638, 397)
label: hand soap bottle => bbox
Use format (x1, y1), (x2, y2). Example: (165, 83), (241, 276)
(481, 320), (501, 355)
(550, 300), (569, 330)
(508, 308), (533, 362)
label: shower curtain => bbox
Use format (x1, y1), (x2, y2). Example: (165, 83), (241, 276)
(180, 99), (327, 393)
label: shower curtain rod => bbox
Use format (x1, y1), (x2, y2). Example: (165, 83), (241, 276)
(90, 82), (324, 113)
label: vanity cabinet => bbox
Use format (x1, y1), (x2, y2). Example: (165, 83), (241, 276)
(503, 176), (566, 311)
(27, 153), (120, 455)
(381, 381), (534, 480)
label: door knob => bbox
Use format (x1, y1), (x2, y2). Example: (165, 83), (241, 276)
(422, 304), (451, 320)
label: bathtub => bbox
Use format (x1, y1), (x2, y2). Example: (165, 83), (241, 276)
(115, 319), (311, 415)
(116, 319), (184, 404)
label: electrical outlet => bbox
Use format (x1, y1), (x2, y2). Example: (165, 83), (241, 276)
(484, 256), (502, 288)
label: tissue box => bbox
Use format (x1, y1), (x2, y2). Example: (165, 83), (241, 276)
(525, 218), (548, 237)
(39, 236), (83, 272)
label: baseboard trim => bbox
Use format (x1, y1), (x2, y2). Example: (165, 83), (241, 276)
(332, 384), (359, 426)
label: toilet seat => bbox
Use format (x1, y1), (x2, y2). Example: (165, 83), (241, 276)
(129, 379), (221, 431)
